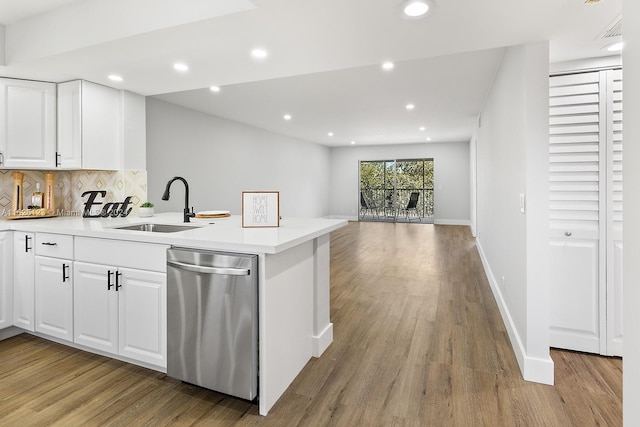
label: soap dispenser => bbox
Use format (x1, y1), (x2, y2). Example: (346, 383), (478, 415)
(31, 183), (44, 209)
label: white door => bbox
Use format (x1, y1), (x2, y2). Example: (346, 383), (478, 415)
(0, 232), (13, 330)
(606, 69), (623, 356)
(0, 78), (56, 169)
(73, 261), (118, 354)
(118, 267), (166, 367)
(35, 256), (73, 341)
(549, 69), (622, 356)
(13, 232), (35, 331)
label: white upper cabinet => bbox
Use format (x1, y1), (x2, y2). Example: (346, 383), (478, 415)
(57, 80), (146, 170)
(0, 78), (57, 169)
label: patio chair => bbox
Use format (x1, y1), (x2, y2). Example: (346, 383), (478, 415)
(360, 192), (379, 219)
(398, 192), (420, 221)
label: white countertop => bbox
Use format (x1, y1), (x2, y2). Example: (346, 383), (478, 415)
(0, 213), (347, 254)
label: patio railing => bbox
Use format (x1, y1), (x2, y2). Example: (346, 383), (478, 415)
(361, 187), (434, 218)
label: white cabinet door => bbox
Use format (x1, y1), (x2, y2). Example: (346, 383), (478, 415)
(118, 267), (166, 367)
(57, 80), (146, 170)
(73, 261), (118, 354)
(57, 80), (121, 170)
(0, 232), (13, 330)
(35, 256), (73, 342)
(56, 80), (82, 169)
(73, 261), (166, 367)
(0, 78), (56, 169)
(13, 232), (35, 331)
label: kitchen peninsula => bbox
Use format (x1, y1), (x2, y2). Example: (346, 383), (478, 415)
(0, 213), (347, 415)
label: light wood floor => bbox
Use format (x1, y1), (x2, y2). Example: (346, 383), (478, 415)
(0, 222), (622, 426)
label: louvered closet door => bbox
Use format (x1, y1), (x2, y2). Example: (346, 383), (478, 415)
(549, 69), (622, 356)
(549, 71), (604, 354)
(606, 69), (623, 356)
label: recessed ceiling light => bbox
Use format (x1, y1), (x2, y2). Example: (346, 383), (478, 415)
(108, 74), (123, 82)
(210, 86), (221, 92)
(406, 103), (415, 110)
(426, 137), (432, 141)
(328, 132), (334, 137)
(419, 126), (426, 131)
(251, 48), (268, 59)
(604, 42), (623, 52)
(173, 63), (189, 72)
(350, 141), (356, 145)
(401, 0), (435, 19)
(382, 61), (395, 70)
(283, 114), (292, 120)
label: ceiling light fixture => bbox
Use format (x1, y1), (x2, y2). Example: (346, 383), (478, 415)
(419, 126), (425, 131)
(108, 75), (123, 82)
(283, 114), (292, 120)
(350, 141), (356, 145)
(406, 103), (415, 110)
(210, 86), (221, 92)
(426, 137), (432, 141)
(251, 48), (268, 59)
(328, 132), (334, 137)
(382, 61), (395, 70)
(173, 63), (189, 72)
(401, 0), (435, 19)
(604, 41), (623, 52)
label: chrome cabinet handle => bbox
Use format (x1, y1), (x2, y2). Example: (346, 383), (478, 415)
(565, 231), (572, 237)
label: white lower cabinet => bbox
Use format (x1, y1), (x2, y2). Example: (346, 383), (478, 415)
(13, 232), (35, 331)
(35, 256), (73, 341)
(0, 232), (13, 330)
(74, 261), (166, 367)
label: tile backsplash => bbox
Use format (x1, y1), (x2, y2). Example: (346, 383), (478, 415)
(0, 170), (147, 217)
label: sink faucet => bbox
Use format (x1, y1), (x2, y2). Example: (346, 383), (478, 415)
(161, 176), (195, 223)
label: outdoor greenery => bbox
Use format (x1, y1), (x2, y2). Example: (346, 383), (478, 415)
(360, 159), (434, 219)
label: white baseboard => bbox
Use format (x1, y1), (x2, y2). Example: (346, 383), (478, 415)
(328, 215), (358, 221)
(0, 326), (23, 341)
(475, 240), (554, 385)
(312, 323), (333, 357)
(434, 219), (471, 226)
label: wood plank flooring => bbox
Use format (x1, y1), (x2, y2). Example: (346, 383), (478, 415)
(0, 222), (622, 426)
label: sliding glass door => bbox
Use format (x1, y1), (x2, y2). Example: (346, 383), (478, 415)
(359, 158), (434, 222)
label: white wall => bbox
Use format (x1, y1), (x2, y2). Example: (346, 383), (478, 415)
(623, 0), (640, 424)
(146, 98), (331, 217)
(476, 42), (553, 384)
(329, 141), (470, 223)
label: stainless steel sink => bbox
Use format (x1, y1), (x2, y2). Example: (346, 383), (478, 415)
(113, 223), (201, 233)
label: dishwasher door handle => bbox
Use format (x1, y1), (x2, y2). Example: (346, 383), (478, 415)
(167, 260), (251, 276)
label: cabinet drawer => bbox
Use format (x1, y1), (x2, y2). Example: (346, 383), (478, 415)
(75, 237), (168, 272)
(36, 233), (74, 259)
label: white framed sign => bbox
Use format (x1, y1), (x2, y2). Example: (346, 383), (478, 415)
(242, 191), (280, 228)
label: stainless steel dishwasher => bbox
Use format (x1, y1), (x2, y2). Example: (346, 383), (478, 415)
(167, 247), (258, 401)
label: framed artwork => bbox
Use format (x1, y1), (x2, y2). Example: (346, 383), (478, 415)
(242, 191), (280, 227)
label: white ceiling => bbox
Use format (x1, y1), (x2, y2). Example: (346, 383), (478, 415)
(0, 0), (623, 146)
